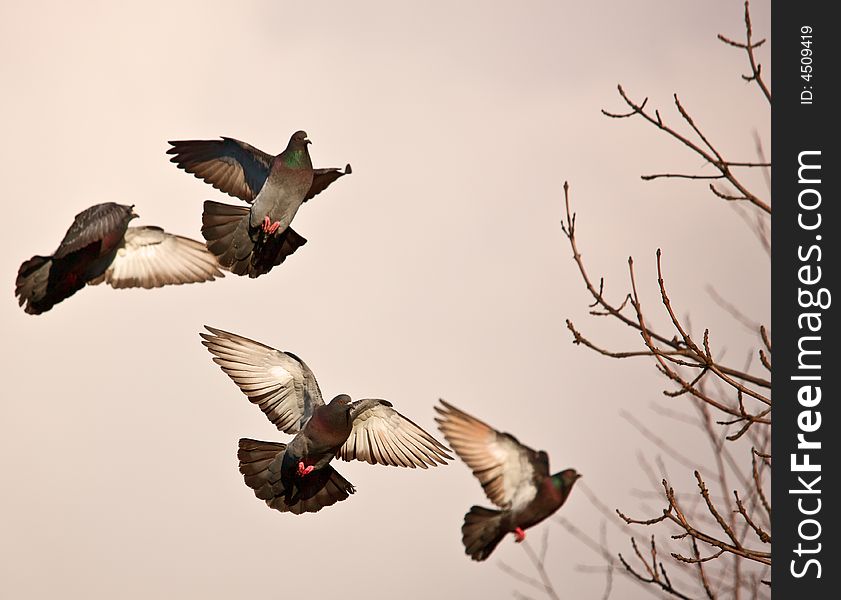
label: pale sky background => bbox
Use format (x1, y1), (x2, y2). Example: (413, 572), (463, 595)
(1, 1), (770, 598)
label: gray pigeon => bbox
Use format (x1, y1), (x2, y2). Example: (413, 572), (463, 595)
(15, 202), (223, 315)
(434, 400), (580, 561)
(167, 131), (351, 278)
(201, 326), (452, 515)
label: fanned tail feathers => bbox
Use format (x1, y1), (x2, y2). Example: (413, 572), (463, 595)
(14, 255), (53, 314)
(237, 438), (355, 515)
(202, 201), (306, 277)
(201, 201), (254, 275)
(462, 506), (508, 561)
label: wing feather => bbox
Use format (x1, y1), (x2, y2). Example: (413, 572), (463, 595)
(54, 202), (134, 258)
(167, 137), (273, 202)
(96, 226), (223, 289)
(337, 399), (451, 468)
(434, 399), (546, 509)
(305, 164), (352, 201)
(200, 327), (324, 433)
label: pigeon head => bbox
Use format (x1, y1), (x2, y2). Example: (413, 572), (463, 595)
(322, 394), (353, 427)
(329, 394), (352, 406)
(289, 130), (311, 147)
(551, 469), (581, 495)
(279, 130), (313, 169)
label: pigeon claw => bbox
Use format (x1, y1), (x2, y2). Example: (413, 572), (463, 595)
(261, 216), (282, 234)
(297, 461), (314, 477)
(514, 527), (526, 543)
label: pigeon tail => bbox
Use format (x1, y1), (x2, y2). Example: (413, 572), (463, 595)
(237, 438), (355, 515)
(15, 249), (103, 315)
(15, 255), (54, 314)
(201, 201), (255, 275)
(249, 226), (307, 277)
(202, 201), (307, 278)
(462, 505), (509, 561)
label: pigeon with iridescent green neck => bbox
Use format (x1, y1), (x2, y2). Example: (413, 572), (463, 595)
(201, 326), (451, 515)
(434, 400), (580, 561)
(167, 130), (351, 277)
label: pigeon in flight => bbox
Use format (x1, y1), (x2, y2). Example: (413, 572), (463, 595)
(200, 327), (451, 515)
(434, 400), (580, 561)
(15, 202), (223, 315)
(167, 131), (351, 278)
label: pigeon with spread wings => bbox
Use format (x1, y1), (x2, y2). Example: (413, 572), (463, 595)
(168, 131), (351, 278)
(15, 202), (223, 315)
(434, 400), (580, 561)
(200, 327), (451, 515)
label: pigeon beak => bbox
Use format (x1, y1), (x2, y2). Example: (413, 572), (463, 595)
(305, 138), (311, 145)
(130, 206), (139, 219)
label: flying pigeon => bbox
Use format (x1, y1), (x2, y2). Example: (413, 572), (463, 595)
(200, 327), (452, 515)
(167, 131), (351, 278)
(15, 202), (223, 315)
(434, 400), (580, 561)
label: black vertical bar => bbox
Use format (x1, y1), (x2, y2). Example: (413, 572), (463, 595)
(772, 0), (839, 596)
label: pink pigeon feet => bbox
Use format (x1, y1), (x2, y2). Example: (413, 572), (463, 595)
(297, 461), (314, 477)
(261, 216), (282, 234)
(514, 527), (526, 543)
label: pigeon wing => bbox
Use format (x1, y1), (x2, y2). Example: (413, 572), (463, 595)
(337, 399), (452, 468)
(91, 226), (223, 289)
(53, 202), (134, 258)
(304, 164), (352, 202)
(167, 137), (273, 202)
(200, 327), (324, 433)
(434, 400), (546, 509)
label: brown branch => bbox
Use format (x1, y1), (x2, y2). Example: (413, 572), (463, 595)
(656, 250), (771, 400)
(561, 184), (771, 396)
(690, 539), (718, 599)
(717, 0), (772, 104)
(758, 349), (771, 372)
(759, 326), (771, 353)
(695, 472), (740, 548)
(626, 255), (770, 423)
(642, 173), (726, 181)
(617, 537), (694, 600)
(566, 320), (677, 359)
(752, 451), (771, 517)
(734, 490), (772, 544)
(603, 86), (770, 214)
(722, 161), (771, 168)
(666, 478), (771, 565)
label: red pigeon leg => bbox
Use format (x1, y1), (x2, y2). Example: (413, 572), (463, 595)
(297, 461), (314, 477)
(514, 527), (526, 543)
(260, 216), (283, 234)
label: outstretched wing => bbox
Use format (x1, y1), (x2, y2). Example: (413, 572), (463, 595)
(305, 164), (352, 201)
(337, 398), (452, 468)
(200, 327), (324, 433)
(91, 226), (223, 289)
(434, 400), (548, 509)
(167, 137), (273, 202)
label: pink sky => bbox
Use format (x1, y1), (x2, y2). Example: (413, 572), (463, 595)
(1, 1), (770, 598)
